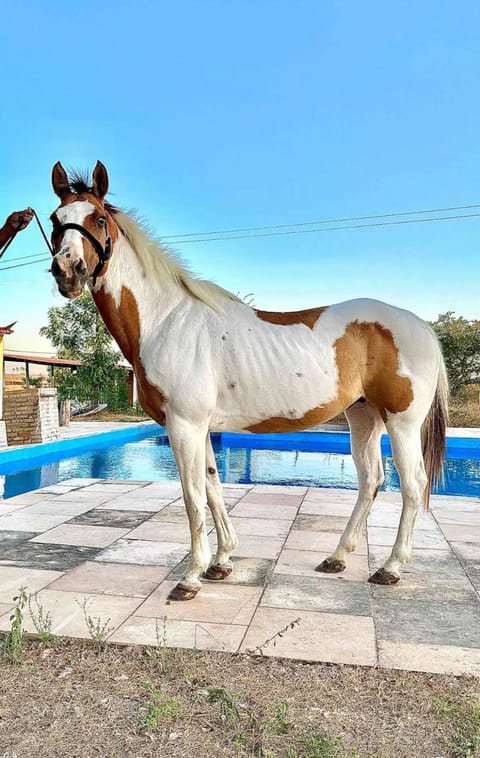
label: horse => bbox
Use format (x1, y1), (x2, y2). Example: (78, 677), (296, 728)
(48, 160), (448, 601)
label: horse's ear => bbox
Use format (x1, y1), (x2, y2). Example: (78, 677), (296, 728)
(92, 160), (109, 200)
(51, 161), (69, 198)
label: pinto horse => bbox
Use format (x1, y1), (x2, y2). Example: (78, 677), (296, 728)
(49, 161), (448, 600)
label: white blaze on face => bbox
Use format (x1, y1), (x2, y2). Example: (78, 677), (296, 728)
(54, 200), (95, 266)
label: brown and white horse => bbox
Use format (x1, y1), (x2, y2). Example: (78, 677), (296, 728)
(49, 161), (448, 600)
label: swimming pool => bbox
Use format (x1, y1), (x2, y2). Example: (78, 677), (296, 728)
(1, 428), (479, 499)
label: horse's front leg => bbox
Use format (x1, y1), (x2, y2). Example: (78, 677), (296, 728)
(204, 434), (238, 580)
(167, 416), (211, 601)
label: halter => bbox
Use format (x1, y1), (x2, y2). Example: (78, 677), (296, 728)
(54, 222), (112, 286)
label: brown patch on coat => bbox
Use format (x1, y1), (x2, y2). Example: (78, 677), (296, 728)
(245, 320), (414, 433)
(255, 306), (328, 330)
(93, 285), (166, 425)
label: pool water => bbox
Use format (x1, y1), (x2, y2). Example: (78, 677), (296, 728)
(1, 433), (479, 499)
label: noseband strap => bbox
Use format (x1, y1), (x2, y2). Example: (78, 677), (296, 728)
(55, 222), (111, 286)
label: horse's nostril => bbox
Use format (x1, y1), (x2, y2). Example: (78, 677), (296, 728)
(51, 257), (61, 276)
(74, 259), (87, 276)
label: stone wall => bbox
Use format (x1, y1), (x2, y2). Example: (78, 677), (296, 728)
(3, 388), (60, 446)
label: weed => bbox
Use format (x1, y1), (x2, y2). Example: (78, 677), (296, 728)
(77, 598), (112, 651)
(285, 729), (353, 758)
(139, 679), (182, 730)
(433, 693), (480, 757)
(271, 702), (291, 734)
(28, 593), (53, 642)
(247, 617), (301, 656)
(0, 587), (28, 663)
(207, 686), (240, 722)
(145, 615), (169, 669)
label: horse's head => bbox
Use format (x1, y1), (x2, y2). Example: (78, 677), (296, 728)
(50, 161), (117, 299)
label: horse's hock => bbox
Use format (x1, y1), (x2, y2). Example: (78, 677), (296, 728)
(4, 388), (60, 445)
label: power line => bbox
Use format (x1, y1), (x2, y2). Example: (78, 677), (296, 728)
(2, 204), (480, 272)
(0, 256), (49, 272)
(161, 202), (480, 240)
(169, 211), (480, 244)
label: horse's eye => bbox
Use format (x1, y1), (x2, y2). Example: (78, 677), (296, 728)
(97, 216), (106, 226)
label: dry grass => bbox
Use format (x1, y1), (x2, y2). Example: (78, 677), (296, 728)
(71, 410), (148, 423)
(0, 638), (479, 757)
(449, 401), (480, 428)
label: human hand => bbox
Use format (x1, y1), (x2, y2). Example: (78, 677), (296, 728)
(4, 207), (34, 234)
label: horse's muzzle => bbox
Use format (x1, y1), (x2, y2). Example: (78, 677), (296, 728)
(51, 254), (88, 299)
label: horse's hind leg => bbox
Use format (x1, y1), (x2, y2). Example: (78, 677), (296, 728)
(369, 418), (427, 585)
(166, 416), (212, 601)
(316, 400), (385, 573)
(204, 434), (238, 580)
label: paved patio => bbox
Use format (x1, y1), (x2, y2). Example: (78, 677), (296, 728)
(0, 480), (479, 676)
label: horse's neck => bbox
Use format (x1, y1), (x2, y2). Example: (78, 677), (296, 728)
(91, 235), (185, 366)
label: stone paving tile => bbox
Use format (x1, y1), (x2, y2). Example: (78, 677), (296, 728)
(451, 542), (480, 563)
(82, 483), (146, 494)
(0, 590), (142, 637)
(127, 520), (192, 543)
(434, 510), (480, 526)
(19, 501), (95, 517)
(1, 492), (56, 506)
(463, 563), (480, 594)
(0, 542), (100, 571)
(110, 616), (247, 652)
(285, 529), (367, 555)
(0, 530), (39, 547)
(229, 517), (291, 539)
(30, 524), (131, 548)
(274, 549), (369, 582)
(368, 507), (437, 531)
(60, 478), (102, 487)
(169, 556), (274, 587)
(240, 607), (377, 666)
(229, 501), (298, 520)
(136, 580), (263, 626)
(368, 526), (448, 551)
(68, 509), (153, 529)
(303, 489), (357, 503)
(96, 497), (173, 512)
(254, 485), (308, 495)
(49, 561), (169, 597)
(440, 523), (480, 544)
(51, 491), (118, 506)
(292, 514), (349, 532)
(95, 538), (189, 567)
(0, 512), (70, 533)
(0, 566), (63, 603)
(36, 484), (80, 495)
(372, 597), (480, 649)
(0, 502), (31, 515)
(378, 640), (480, 676)
(149, 505), (213, 525)
(299, 501), (356, 517)
(431, 497), (480, 512)
(261, 574), (372, 616)
(239, 492), (304, 508)
(137, 482), (183, 499)
(235, 534), (285, 560)
(0, 603), (12, 618)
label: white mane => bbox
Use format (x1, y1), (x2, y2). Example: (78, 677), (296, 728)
(112, 209), (239, 310)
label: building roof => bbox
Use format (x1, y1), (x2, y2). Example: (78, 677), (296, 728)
(3, 352), (133, 372)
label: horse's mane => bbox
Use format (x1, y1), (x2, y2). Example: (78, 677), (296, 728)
(66, 170), (239, 310)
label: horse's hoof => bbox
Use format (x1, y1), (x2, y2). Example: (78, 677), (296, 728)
(315, 558), (346, 574)
(168, 583), (201, 601)
(204, 563), (233, 581)
(368, 568), (400, 585)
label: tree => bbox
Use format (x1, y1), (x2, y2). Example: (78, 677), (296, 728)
(430, 312), (480, 397)
(40, 291), (126, 406)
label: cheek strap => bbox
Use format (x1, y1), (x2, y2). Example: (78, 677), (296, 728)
(55, 222), (112, 286)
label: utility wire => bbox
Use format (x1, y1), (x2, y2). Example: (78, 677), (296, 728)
(169, 211), (480, 244)
(161, 202), (480, 240)
(1, 205), (480, 271)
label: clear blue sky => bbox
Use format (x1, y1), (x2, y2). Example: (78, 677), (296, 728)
(1, 0), (479, 354)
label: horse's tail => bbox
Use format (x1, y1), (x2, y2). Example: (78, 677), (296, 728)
(421, 338), (449, 509)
